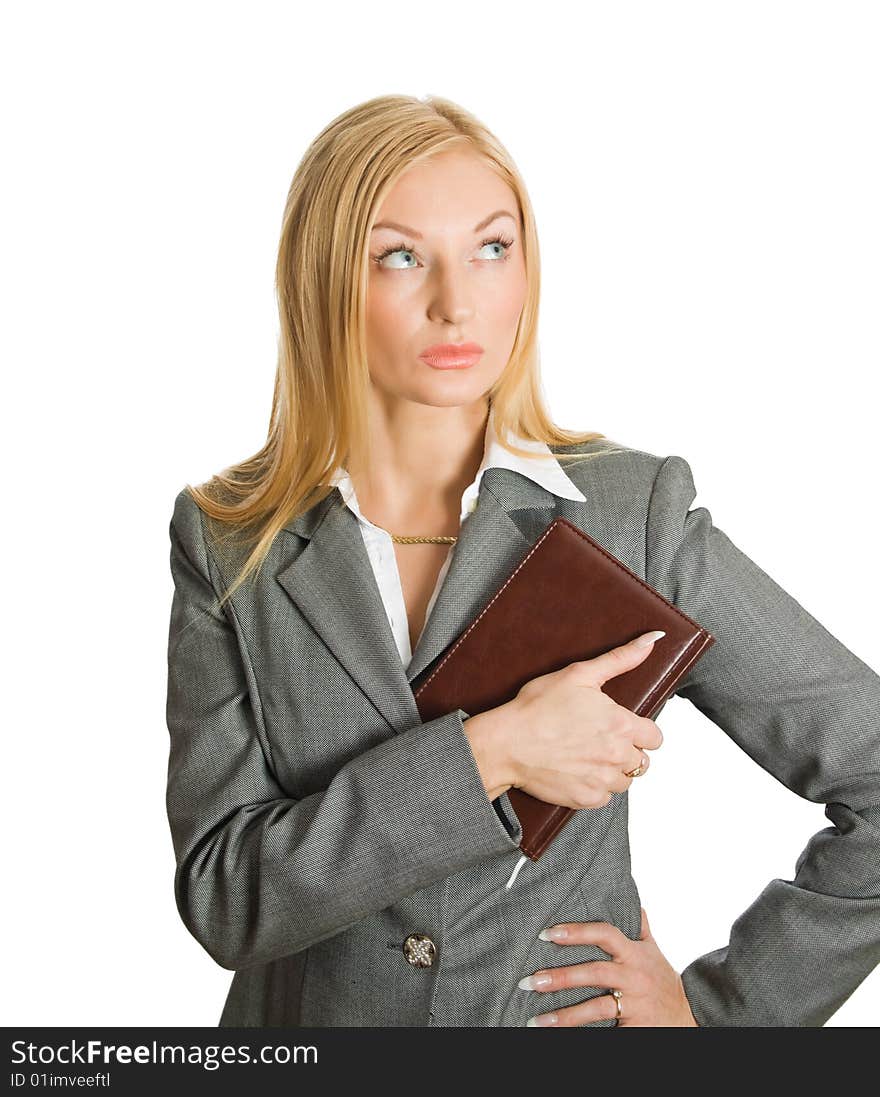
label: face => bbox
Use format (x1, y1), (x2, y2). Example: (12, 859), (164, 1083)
(365, 150), (528, 409)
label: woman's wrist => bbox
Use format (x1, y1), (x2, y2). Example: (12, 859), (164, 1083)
(462, 702), (520, 801)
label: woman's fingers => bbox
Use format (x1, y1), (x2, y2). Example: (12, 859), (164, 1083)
(519, 958), (628, 994)
(526, 992), (622, 1027)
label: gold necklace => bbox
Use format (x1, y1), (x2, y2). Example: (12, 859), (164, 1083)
(390, 533), (458, 544)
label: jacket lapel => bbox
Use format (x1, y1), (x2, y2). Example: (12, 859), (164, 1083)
(405, 469), (558, 685)
(274, 467), (561, 734)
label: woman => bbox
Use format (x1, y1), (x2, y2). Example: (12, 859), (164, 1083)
(165, 94), (880, 1027)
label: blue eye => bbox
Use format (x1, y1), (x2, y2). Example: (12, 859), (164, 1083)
(374, 244), (418, 269)
(476, 234), (514, 260)
(372, 233), (515, 269)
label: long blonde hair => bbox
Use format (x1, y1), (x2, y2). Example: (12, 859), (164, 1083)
(187, 93), (614, 607)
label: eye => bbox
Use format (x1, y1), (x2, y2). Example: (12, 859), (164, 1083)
(371, 233), (516, 269)
(373, 241), (418, 269)
(476, 234), (515, 261)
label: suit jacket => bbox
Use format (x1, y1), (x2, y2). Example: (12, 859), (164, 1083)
(165, 440), (880, 1027)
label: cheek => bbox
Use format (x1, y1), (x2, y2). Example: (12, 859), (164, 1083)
(490, 267), (528, 330)
(500, 285), (526, 325)
(366, 282), (413, 351)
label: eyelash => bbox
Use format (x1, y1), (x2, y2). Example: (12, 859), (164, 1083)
(372, 233), (515, 267)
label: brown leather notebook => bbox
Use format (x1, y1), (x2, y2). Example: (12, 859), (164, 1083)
(412, 516), (715, 860)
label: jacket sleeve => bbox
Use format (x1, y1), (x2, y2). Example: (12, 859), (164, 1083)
(645, 454), (880, 1026)
(165, 488), (521, 972)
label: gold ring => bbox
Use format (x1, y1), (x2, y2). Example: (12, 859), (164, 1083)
(624, 753), (647, 778)
(611, 988), (622, 1021)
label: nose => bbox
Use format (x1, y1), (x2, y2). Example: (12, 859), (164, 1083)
(426, 265), (475, 326)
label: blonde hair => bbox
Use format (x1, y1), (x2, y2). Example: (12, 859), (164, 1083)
(187, 93), (616, 607)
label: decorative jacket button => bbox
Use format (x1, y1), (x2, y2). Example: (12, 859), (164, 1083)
(403, 933), (437, 967)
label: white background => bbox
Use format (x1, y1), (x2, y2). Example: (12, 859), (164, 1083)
(2, 0), (877, 1026)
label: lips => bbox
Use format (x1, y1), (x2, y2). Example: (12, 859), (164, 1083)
(420, 342), (484, 357)
(419, 342), (484, 369)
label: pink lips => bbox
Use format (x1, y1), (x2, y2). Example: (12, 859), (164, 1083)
(419, 342), (484, 369)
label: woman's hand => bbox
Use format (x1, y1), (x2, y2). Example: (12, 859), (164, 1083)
(518, 907), (699, 1027)
(468, 630), (666, 807)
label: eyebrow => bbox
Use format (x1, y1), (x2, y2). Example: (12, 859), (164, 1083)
(370, 209), (517, 238)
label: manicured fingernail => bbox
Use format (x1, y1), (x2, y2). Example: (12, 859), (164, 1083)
(635, 630), (666, 647)
(518, 973), (552, 990)
(539, 926), (568, 940)
(527, 1012), (559, 1026)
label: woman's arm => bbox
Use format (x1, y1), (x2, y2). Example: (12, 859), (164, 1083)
(646, 454), (880, 1026)
(165, 490), (520, 972)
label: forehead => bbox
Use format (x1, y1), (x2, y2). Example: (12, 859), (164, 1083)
(373, 151), (519, 235)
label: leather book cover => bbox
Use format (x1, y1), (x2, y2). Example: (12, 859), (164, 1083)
(411, 516), (715, 860)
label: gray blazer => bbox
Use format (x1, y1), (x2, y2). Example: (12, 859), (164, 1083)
(165, 440), (880, 1027)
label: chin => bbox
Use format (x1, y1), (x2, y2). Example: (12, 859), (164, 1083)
(412, 383), (491, 410)
(370, 375), (479, 407)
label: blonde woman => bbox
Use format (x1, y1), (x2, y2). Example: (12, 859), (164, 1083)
(165, 94), (880, 1028)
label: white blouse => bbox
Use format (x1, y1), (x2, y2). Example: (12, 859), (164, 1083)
(329, 410), (589, 892)
(329, 408), (588, 668)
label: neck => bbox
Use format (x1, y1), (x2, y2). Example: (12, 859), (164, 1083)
(349, 397), (489, 530)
